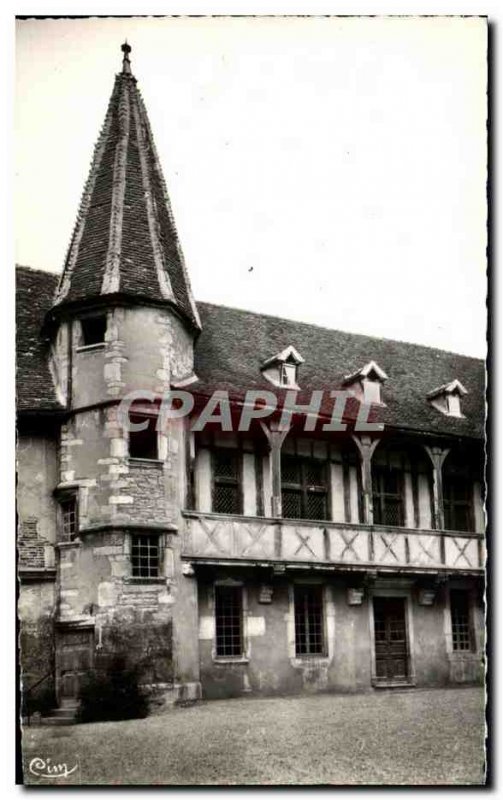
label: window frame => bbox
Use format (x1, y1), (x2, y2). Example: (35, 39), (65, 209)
(449, 588), (475, 652)
(128, 413), (160, 461)
(130, 532), (162, 580)
(58, 492), (79, 540)
(279, 361), (297, 388)
(213, 583), (246, 661)
(443, 473), (474, 533)
(211, 448), (243, 516)
(293, 584), (326, 657)
(78, 314), (107, 349)
(372, 463), (406, 527)
(281, 454), (329, 521)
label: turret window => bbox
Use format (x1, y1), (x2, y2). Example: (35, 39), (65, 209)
(60, 495), (78, 539)
(129, 415), (159, 460)
(131, 533), (160, 578)
(80, 315), (107, 347)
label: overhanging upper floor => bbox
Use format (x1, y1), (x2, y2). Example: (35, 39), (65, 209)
(182, 511), (485, 575)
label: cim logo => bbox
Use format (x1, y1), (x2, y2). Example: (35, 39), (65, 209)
(29, 756), (79, 780)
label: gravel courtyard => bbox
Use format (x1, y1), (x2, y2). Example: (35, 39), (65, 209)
(22, 687), (486, 786)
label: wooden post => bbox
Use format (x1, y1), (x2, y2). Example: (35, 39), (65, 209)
(423, 446), (450, 531)
(352, 435), (380, 524)
(185, 425), (195, 510)
(260, 421), (290, 518)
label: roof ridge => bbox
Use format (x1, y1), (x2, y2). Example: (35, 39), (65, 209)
(196, 300), (485, 363)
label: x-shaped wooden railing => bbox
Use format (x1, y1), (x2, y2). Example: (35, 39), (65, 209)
(183, 512), (482, 571)
(239, 523), (268, 557)
(415, 535), (438, 563)
(197, 516), (224, 554)
(339, 530), (360, 561)
(293, 529), (317, 559)
(377, 532), (400, 562)
(451, 537), (473, 567)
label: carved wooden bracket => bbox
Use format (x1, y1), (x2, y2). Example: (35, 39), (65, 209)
(259, 421), (291, 517)
(423, 445), (450, 530)
(351, 434), (380, 524)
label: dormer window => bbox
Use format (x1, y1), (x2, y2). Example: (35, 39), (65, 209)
(343, 361), (388, 406)
(280, 361), (297, 388)
(427, 380), (467, 418)
(261, 346), (304, 390)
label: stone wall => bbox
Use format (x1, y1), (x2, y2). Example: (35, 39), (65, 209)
(17, 435), (58, 556)
(57, 529), (173, 677)
(197, 572), (484, 699)
(18, 581), (56, 705)
(17, 436), (59, 702)
(69, 306), (195, 410)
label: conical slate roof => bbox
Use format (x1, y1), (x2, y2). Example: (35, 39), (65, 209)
(52, 43), (201, 330)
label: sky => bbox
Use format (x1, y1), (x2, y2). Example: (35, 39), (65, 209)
(15, 16), (487, 357)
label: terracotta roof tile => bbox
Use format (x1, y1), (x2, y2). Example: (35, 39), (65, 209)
(16, 267), (63, 412)
(52, 55), (200, 330)
(193, 303), (485, 439)
(16, 281), (485, 438)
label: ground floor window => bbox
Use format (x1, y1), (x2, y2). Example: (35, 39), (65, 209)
(215, 585), (244, 657)
(131, 534), (160, 578)
(450, 589), (473, 651)
(294, 585), (325, 656)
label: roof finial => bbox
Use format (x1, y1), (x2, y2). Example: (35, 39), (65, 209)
(121, 40), (132, 75)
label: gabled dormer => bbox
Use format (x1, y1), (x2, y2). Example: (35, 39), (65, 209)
(342, 360), (388, 405)
(427, 379), (468, 418)
(261, 346), (304, 389)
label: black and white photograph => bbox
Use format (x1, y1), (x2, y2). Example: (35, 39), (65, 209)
(14, 11), (487, 787)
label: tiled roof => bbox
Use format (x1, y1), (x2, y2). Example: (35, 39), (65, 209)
(193, 303), (485, 440)
(16, 267), (63, 412)
(52, 50), (200, 330)
(16, 267), (485, 439)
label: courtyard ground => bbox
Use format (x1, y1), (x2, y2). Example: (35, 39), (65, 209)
(21, 686), (486, 786)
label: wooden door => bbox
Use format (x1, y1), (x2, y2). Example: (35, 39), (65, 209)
(373, 597), (409, 682)
(57, 629), (94, 702)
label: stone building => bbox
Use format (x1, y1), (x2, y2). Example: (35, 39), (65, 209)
(17, 45), (485, 713)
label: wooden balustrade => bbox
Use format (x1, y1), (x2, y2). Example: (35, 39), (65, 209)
(182, 511), (484, 572)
